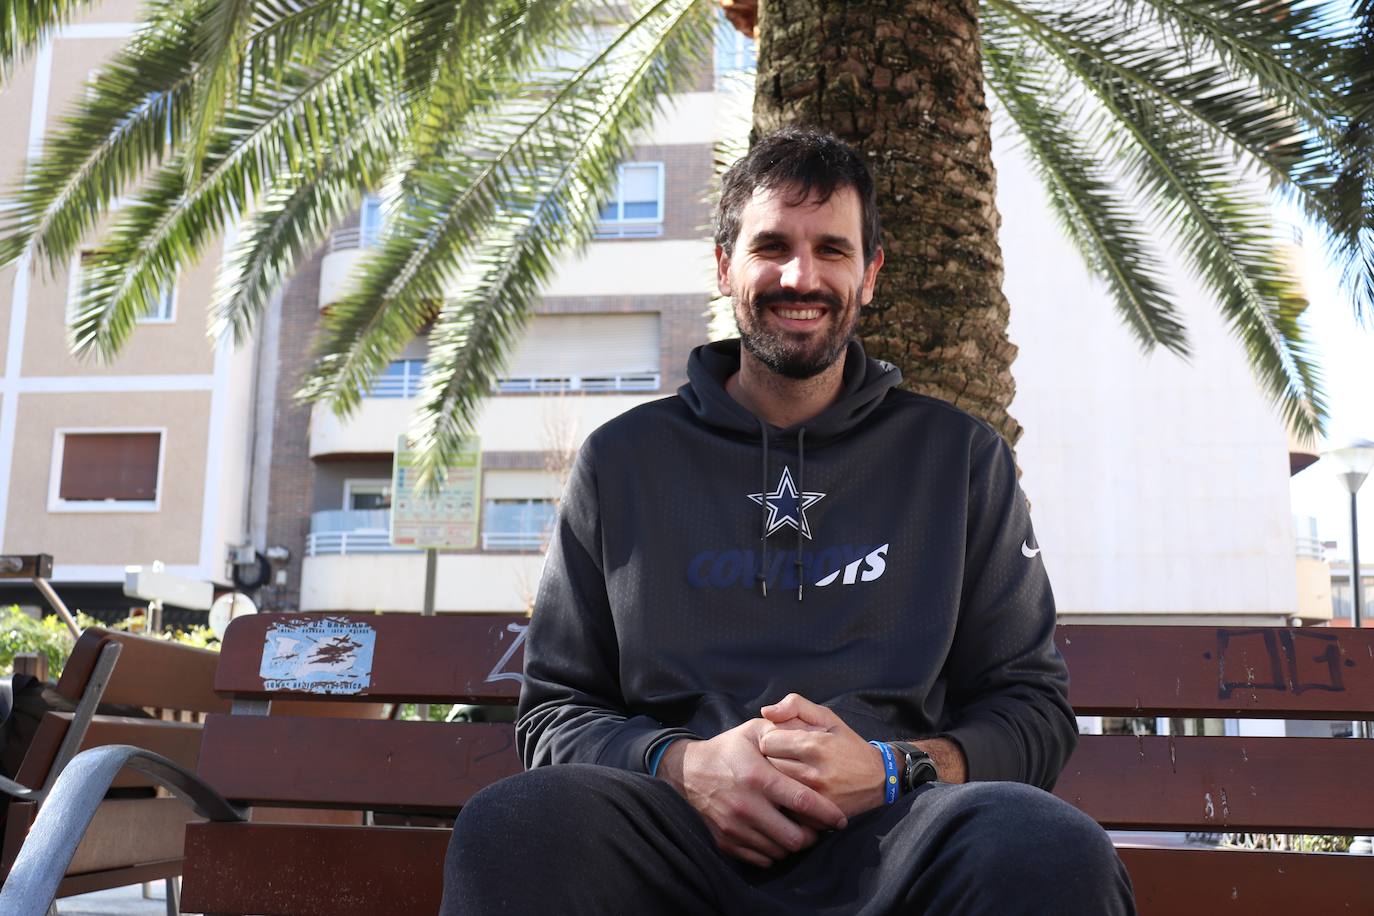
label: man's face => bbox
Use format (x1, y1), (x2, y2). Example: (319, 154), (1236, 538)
(716, 183), (883, 379)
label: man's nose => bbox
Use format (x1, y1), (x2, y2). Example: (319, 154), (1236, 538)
(779, 250), (819, 291)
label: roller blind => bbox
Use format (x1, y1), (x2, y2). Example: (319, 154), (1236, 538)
(59, 432), (161, 501)
(503, 313), (660, 378)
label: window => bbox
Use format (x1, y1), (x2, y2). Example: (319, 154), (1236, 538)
(68, 251), (175, 327)
(714, 10), (756, 80)
(496, 313), (660, 393)
(367, 359), (424, 398)
(596, 163), (664, 238)
(481, 499), (557, 550)
(49, 430), (164, 512)
(344, 479), (392, 510)
(360, 195), (385, 247)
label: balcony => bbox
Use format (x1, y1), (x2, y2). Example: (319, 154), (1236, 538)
(307, 509), (550, 555)
(310, 387), (662, 456)
(317, 226), (382, 310)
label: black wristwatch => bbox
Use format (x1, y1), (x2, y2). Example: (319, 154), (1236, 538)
(888, 741), (939, 794)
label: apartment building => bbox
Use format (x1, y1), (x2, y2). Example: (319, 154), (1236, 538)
(0, 3), (257, 617)
(251, 18), (750, 614)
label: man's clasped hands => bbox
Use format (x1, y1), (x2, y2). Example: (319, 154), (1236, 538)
(655, 693), (889, 868)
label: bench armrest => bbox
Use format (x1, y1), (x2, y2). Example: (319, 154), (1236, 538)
(0, 744), (245, 916)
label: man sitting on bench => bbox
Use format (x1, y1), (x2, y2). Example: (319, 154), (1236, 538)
(442, 128), (1135, 915)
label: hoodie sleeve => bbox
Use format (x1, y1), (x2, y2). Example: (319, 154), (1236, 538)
(939, 434), (1078, 789)
(516, 438), (697, 773)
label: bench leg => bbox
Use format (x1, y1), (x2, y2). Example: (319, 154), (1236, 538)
(164, 876), (180, 916)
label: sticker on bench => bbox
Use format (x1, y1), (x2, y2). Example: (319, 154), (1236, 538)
(259, 617), (377, 694)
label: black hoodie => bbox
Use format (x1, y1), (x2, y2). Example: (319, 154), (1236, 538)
(517, 339), (1076, 789)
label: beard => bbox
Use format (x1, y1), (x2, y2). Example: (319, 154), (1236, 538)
(735, 287), (860, 380)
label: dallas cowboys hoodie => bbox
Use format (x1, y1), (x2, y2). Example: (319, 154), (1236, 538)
(516, 339), (1076, 789)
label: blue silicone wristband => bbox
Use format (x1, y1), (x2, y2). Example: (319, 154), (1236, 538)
(647, 737), (680, 777)
(868, 740), (899, 805)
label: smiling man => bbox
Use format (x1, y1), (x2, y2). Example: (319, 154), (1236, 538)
(441, 129), (1135, 915)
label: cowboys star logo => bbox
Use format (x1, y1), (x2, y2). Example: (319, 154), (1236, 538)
(746, 466), (826, 539)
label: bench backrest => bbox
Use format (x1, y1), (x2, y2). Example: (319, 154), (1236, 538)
(4, 627), (229, 896)
(182, 616), (1374, 915)
(1054, 624), (1374, 913)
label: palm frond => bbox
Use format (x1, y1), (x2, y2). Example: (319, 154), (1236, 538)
(301, 0), (709, 425)
(0, 7), (200, 270)
(0, 0), (100, 70)
(983, 37), (1187, 355)
(210, 98), (408, 344)
(183, 0), (258, 182)
(69, 32), (408, 358)
(338, 0), (712, 487)
(991, 0), (1327, 437)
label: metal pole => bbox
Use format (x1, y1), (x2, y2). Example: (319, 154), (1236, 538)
(31, 576), (80, 638)
(1352, 492), (1368, 742)
(417, 548), (438, 721)
(1352, 491), (1363, 630)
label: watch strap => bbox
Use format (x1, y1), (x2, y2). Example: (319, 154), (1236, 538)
(889, 741), (939, 792)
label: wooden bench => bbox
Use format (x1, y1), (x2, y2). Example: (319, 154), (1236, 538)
(0, 627), (227, 911)
(3, 614), (1371, 914)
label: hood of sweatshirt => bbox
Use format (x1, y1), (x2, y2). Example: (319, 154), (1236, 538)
(677, 338), (903, 600)
(677, 338), (902, 445)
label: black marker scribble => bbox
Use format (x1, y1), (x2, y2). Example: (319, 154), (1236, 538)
(1216, 629), (1346, 699)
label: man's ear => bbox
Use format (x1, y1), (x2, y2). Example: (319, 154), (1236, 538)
(860, 246), (885, 305)
(715, 244), (733, 297)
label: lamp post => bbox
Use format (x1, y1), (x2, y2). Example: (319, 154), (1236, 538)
(1325, 439), (1374, 855)
(1325, 440), (1374, 630)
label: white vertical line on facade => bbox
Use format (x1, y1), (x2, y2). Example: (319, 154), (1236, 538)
(0, 41), (55, 550)
(197, 336), (233, 580)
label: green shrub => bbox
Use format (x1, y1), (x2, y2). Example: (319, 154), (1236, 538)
(0, 605), (219, 679)
(0, 605), (75, 677)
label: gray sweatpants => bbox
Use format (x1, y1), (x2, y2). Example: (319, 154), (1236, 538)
(441, 763), (1135, 915)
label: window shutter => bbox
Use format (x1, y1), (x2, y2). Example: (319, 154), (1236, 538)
(59, 433), (161, 501)
(503, 313), (660, 377)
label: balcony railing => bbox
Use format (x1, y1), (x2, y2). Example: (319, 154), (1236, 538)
(481, 532), (549, 551)
(329, 226), (382, 253)
(307, 509), (552, 556)
(593, 220), (663, 240)
(494, 372), (659, 393)
(360, 363), (659, 399)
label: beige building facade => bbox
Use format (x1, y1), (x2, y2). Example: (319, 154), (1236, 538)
(0, 6), (258, 614)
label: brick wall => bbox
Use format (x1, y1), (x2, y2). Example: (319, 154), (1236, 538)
(258, 252), (323, 611)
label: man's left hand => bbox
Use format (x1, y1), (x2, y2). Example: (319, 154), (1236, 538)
(756, 693), (887, 818)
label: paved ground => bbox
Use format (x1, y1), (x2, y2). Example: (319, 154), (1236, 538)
(53, 883), (176, 915)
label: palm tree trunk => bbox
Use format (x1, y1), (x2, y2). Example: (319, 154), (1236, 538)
(751, 0), (1021, 445)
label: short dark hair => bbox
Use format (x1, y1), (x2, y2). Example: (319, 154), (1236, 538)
(715, 127), (883, 265)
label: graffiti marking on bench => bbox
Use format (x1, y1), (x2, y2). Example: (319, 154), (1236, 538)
(1215, 628), (1349, 700)
(485, 621), (528, 687)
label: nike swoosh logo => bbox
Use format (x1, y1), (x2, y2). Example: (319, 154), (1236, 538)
(1021, 541), (1041, 558)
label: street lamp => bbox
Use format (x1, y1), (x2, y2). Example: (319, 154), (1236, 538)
(1324, 439), (1374, 629)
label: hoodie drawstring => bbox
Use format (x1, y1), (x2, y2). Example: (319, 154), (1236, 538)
(757, 420), (770, 598)
(796, 426), (806, 602)
(756, 422), (809, 601)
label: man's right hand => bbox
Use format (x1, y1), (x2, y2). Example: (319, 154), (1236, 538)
(655, 719), (849, 868)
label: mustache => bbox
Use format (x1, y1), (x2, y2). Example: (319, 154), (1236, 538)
(752, 289), (843, 312)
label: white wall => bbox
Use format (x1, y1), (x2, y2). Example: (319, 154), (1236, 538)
(301, 552), (546, 612)
(995, 143), (1300, 618)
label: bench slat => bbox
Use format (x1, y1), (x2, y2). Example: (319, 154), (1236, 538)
(197, 717), (520, 811)
(1057, 735), (1374, 832)
(1119, 845), (1374, 915)
(16, 714), (203, 791)
(1057, 625), (1374, 718)
(58, 629), (229, 714)
(181, 823), (447, 916)
(178, 826), (1374, 916)
(216, 613), (525, 704)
